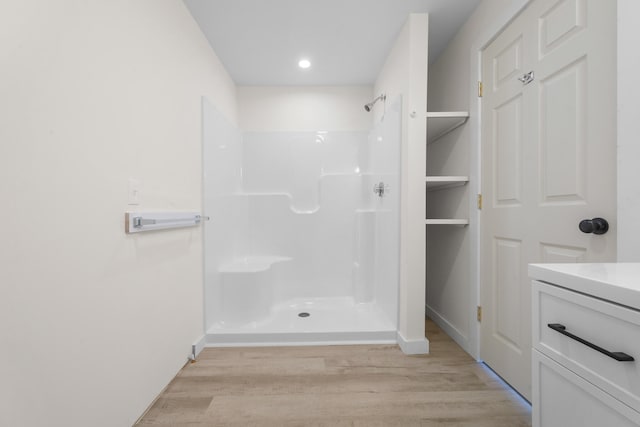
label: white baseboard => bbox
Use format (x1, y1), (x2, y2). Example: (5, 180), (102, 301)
(396, 331), (429, 355)
(191, 335), (206, 360)
(204, 330), (397, 347)
(426, 304), (470, 354)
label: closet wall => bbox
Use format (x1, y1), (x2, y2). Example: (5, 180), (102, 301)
(375, 13), (429, 354)
(618, 0), (640, 261)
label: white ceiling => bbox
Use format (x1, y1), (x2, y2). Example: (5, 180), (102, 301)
(183, 0), (481, 86)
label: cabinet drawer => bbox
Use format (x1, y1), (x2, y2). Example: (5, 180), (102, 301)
(533, 280), (640, 411)
(533, 350), (640, 427)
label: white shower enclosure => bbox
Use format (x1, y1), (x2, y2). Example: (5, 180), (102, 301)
(202, 96), (401, 346)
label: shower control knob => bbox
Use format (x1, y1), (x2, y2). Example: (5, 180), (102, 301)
(579, 218), (609, 235)
(373, 182), (389, 198)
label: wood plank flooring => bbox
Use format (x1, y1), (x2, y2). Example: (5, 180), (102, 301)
(136, 319), (531, 426)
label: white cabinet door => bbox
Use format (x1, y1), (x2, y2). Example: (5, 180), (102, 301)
(533, 351), (640, 427)
(480, 0), (616, 400)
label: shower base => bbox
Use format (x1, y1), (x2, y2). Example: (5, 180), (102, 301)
(205, 296), (396, 347)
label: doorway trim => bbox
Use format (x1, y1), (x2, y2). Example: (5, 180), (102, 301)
(467, 0), (531, 360)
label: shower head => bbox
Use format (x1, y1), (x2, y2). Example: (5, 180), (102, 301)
(364, 94), (386, 112)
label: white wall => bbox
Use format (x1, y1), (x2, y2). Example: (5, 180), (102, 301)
(427, 0), (529, 358)
(374, 14), (429, 354)
(0, 1), (237, 426)
(238, 86), (372, 131)
(617, 0), (640, 261)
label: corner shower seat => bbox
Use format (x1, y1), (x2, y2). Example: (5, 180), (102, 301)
(218, 256), (292, 326)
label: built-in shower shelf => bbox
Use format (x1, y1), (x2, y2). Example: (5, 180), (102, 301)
(427, 111), (469, 144)
(425, 176), (469, 191)
(425, 219), (469, 226)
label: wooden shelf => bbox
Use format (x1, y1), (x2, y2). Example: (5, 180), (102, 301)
(425, 219), (469, 226)
(426, 176), (469, 191)
(427, 111), (469, 144)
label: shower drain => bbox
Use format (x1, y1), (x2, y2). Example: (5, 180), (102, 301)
(298, 312), (310, 318)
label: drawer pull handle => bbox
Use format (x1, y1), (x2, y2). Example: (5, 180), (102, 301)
(548, 323), (635, 362)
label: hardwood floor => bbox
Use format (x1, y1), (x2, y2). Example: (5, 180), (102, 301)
(136, 319), (531, 426)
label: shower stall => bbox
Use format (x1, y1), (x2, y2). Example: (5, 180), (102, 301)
(202, 95), (401, 346)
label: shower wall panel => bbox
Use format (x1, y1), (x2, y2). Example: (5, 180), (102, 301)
(241, 132), (369, 300)
(370, 97), (402, 325)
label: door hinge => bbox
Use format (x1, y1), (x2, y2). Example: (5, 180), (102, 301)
(478, 81), (483, 98)
(477, 194), (483, 210)
(477, 306), (482, 322)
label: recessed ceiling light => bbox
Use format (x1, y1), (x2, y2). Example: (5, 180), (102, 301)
(298, 59), (311, 69)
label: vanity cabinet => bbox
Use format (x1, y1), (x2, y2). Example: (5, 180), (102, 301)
(530, 264), (640, 427)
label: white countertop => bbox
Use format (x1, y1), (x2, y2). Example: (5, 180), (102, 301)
(529, 263), (640, 310)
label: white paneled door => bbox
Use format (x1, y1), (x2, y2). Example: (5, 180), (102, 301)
(480, 0), (616, 400)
